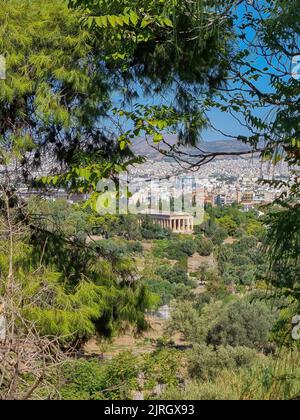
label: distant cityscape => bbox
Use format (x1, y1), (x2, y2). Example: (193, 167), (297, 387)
(128, 156), (296, 211)
(14, 154), (298, 216)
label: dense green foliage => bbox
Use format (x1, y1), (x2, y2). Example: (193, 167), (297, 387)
(187, 344), (258, 381)
(143, 262), (196, 305)
(161, 349), (300, 400)
(217, 236), (266, 287)
(0, 198), (158, 345)
(60, 349), (182, 400)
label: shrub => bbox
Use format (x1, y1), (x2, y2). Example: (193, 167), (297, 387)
(207, 300), (277, 351)
(187, 344), (258, 381)
(195, 237), (214, 256)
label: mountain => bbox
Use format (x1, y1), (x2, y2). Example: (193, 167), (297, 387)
(131, 135), (256, 161)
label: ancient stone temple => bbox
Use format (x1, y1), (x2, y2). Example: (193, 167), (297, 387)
(140, 211), (194, 234)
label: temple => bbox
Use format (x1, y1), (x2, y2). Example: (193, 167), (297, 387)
(140, 211), (194, 234)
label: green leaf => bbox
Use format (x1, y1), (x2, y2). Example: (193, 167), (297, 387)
(120, 140), (126, 150)
(163, 17), (173, 28)
(141, 17), (152, 28)
(123, 14), (130, 26)
(95, 16), (108, 27)
(129, 11), (139, 26)
(108, 15), (117, 27)
(153, 133), (163, 143)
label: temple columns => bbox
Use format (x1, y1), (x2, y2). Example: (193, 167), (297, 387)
(153, 217), (194, 233)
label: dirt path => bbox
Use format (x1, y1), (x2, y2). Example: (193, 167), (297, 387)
(188, 252), (216, 273)
(83, 315), (189, 358)
(223, 237), (237, 245)
(84, 316), (166, 358)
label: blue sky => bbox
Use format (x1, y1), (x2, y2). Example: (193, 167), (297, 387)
(110, 1), (295, 146)
(203, 1), (277, 142)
